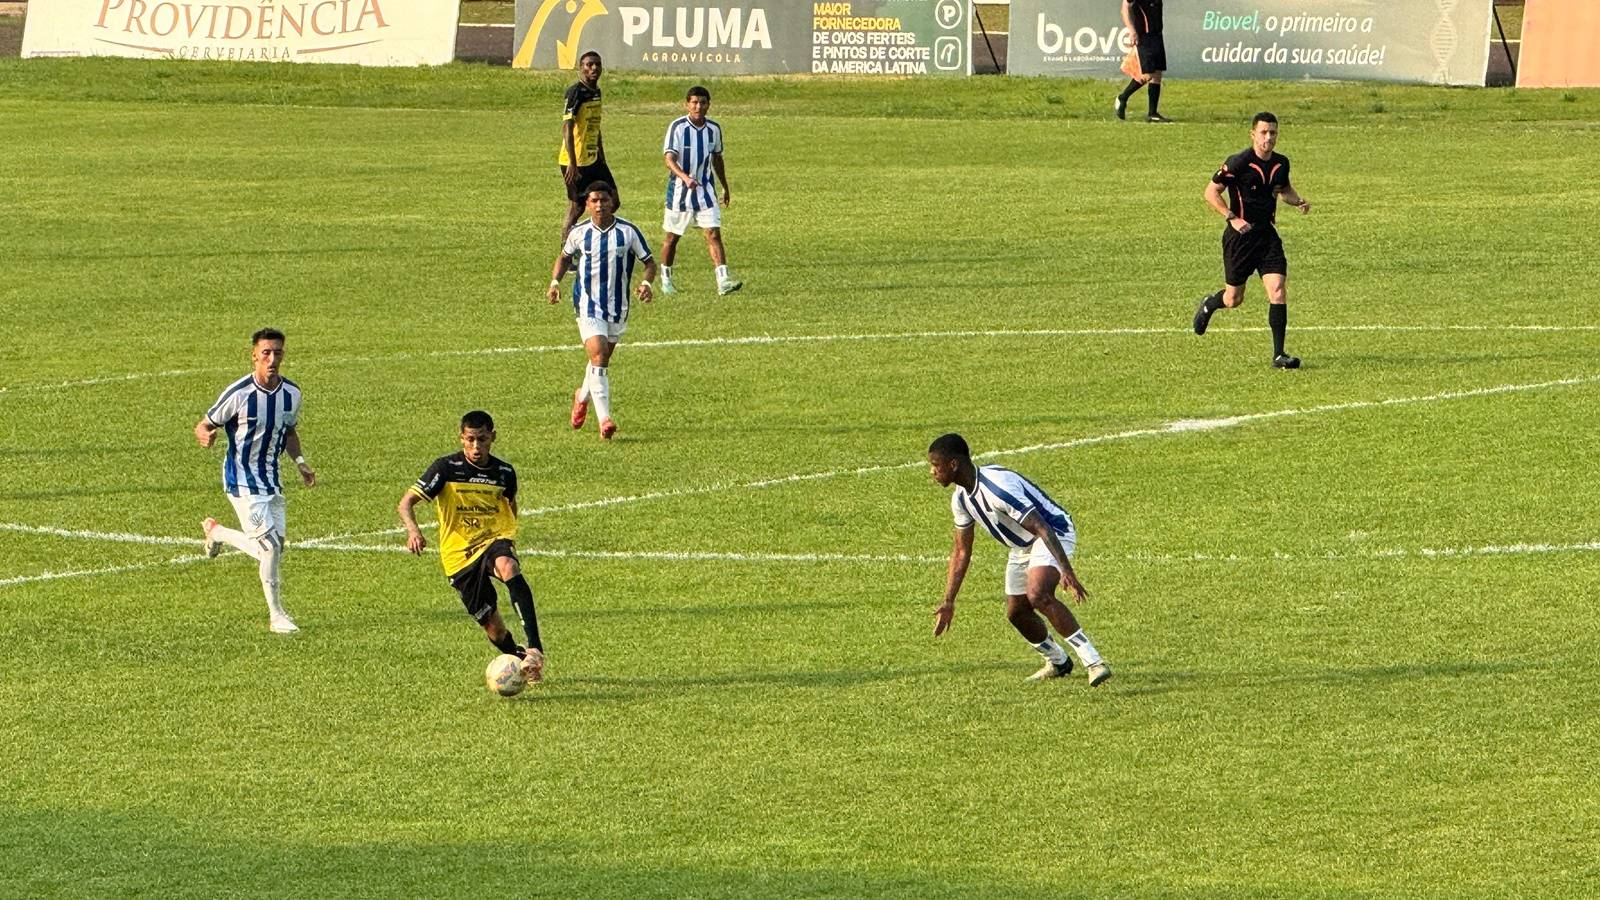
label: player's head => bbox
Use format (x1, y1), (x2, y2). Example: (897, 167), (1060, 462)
(685, 85), (711, 120)
(579, 51), (602, 83)
(250, 328), (286, 378)
(1251, 112), (1279, 154)
(459, 410), (496, 464)
(584, 182), (617, 219)
(927, 433), (971, 487)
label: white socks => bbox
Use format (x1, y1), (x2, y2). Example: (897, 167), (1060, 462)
(586, 364), (612, 421)
(209, 523), (262, 560)
(1064, 629), (1103, 666)
(715, 264), (730, 281)
(1031, 638), (1070, 666)
(259, 534), (285, 617)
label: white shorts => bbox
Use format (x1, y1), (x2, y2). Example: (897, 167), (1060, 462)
(662, 205), (721, 235)
(1004, 532), (1076, 596)
(228, 492), (286, 541)
(577, 316), (628, 343)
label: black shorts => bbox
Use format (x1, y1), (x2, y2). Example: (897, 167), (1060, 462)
(1222, 225), (1287, 286)
(448, 539), (518, 624)
(562, 160), (618, 204)
(1137, 34), (1167, 73)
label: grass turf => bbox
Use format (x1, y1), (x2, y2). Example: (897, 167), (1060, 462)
(1, 60), (1597, 898)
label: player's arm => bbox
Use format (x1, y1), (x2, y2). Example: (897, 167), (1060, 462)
(281, 426), (316, 487)
(933, 524), (975, 636)
(1207, 169), (1251, 234)
(397, 489), (429, 555)
(1277, 183), (1311, 214)
(547, 251), (574, 304)
(562, 119), (579, 185)
(1020, 511), (1088, 603)
(1121, 0), (1138, 45)
(664, 149), (696, 189)
(711, 151), (731, 207)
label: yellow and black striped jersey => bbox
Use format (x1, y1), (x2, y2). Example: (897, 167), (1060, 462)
(409, 452), (518, 576)
(559, 81), (603, 167)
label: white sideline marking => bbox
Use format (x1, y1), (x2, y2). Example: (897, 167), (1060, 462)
(5, 323), (1596, 396)
(4, 373), (1597, 586)
(4, 532), (1600, 588)
(294, 372), (1600, 547)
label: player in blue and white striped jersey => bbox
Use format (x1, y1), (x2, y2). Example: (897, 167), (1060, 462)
(547, 182), (657, 440)
(193, 328), (317, 634)
(658, 85), (741, 296)
(927, 433), (1112, 686)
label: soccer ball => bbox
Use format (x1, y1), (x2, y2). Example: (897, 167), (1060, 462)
(485, 653), (527, 697)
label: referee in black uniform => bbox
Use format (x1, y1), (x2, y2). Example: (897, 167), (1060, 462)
(1193, 112), (1313, 369)
(1114, 0), (1170, 123)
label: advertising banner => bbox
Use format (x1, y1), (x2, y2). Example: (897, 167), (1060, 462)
(513, 0), (971, 76)
(1009, 0), (1493, 86)
(1517, 0), (1600, 88)
(22, 0), (459, 65)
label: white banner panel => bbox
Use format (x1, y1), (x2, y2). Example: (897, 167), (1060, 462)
(22, 0), (459, 66)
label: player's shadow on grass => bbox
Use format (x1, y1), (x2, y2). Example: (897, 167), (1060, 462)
(1117, 659), (1539, 697)
(536, 660), (1021, 703)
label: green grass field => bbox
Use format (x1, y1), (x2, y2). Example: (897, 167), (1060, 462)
(2, 61), (1598, 898)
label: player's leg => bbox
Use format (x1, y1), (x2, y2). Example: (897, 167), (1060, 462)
(204, 496), (266, 560)
(490, 548), (545, 682)
(261, 495), (296, 632)
(584, 334), (620, 438)
(1195, 230), (1252, 334)
(1146, 70), (1166, 121)
(1001, 552), (1068, 681)
(1024, 564), (1107, 685)
(705, 218), (740, 295)
(1114, 76), (1145, 119)
(1263, 272), (1298, 368)
(660, 209), (686, 294)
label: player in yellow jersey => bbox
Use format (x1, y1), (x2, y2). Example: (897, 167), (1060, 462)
(559, 50), (618, 241)
(398, 410), (545, 682)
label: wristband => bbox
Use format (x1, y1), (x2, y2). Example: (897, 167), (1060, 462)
(549, 279), (560, 289)
(294, 456), (307, 466)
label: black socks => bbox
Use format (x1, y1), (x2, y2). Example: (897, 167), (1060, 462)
(506, 575), (543, 652)
(1149, 83), (1162, 115)
(1269, 303), (1288, 357)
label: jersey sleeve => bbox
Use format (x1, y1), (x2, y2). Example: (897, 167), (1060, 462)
(503, 466), (518, 505)
(1276, 156), (1293, 190)
(562, 84), (585, 121)
(205, 386), (240, 427)
(711, 122), (724, 155)
(662, 121), (679, 157)
(628, 224), (653, 262)
(950, 490), (974, 528)
(411, 457), (447, 500)
(561, 228), (582, 260)
(1212, 154), (1243, 186)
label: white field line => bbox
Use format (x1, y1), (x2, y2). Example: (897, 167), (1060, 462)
(296, 371), (1600, 548)
(4, 531), (1599, 589)
(4, 323), (1596, 396)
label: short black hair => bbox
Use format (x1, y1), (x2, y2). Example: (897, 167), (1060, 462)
(928, 433), (970, 460)
(251, 327), (285, 346)
(686, 85), (711, 102)
(1252, 111), (1279, 127)
(460, 410), (495, 433)
(580, 50), (601, 65)
(584, 181), (615, 201)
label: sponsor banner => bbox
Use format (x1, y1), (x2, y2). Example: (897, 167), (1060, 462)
(513, 0), (971, 76)
(1517, 0), (1600, 88)
(1010, 0), (1493, 86)
(22, 0), (458, 66)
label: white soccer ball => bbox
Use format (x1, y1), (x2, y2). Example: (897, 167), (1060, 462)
(485, 653), (527, 697)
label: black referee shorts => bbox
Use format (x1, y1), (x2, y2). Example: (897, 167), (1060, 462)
(448, 539), (518, 624)
(1137, 34), (1167, 73)
(1222, 225), (1288, 287)
(562, 160), (618, 205)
